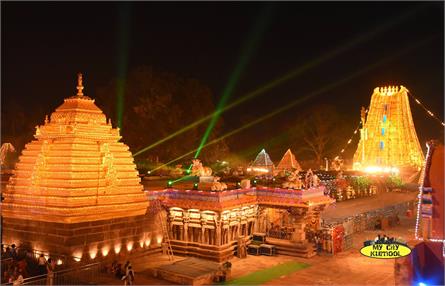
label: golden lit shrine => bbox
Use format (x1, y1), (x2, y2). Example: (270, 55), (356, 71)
(353, 85), (424, 172)
(1, 74), (152, 262)
(276, 149), (301, 172)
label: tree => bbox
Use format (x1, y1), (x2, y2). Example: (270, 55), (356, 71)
(95, 66), (229, 165)
(288, 105), (350, 168)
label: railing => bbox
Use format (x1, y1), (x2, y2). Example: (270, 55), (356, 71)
(5, 262), (101, 285)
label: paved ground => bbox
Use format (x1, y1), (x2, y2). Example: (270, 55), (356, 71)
(228, 215), (417, 285)
(105, 215), (415, 285)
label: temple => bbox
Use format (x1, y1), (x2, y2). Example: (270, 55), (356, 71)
(353, 86), (424, 172)
(1, 74), (153, 263)
(145, 179), (334, 261)
(1, 74), (335, 265)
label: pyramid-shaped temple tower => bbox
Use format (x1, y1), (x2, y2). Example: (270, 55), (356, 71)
(276, 149), (301, 172)
(248, 149), (274, 174)
(353, 86), (424, 171)
(2, 74), (153, 263)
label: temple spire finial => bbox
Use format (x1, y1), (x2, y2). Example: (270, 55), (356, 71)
(76, 73), (84, 96)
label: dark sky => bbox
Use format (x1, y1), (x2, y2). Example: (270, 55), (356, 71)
(2, 2), (444, 160)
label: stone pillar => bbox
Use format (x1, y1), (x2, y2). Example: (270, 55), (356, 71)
(183, 214), (189, 242)
(290, 207), (308, 242)
(215, 215), (222, 246)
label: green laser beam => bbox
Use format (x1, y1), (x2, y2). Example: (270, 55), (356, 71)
(116, 3), (131, 129)
(194, 4), (275, 159)
(134, 5), (426, 158)
(149, 35), (435, 173)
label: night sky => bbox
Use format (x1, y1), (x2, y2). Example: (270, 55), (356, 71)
(2, 2), (444, 161)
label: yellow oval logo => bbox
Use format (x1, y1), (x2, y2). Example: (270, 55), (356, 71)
(360, 243), (411, 259)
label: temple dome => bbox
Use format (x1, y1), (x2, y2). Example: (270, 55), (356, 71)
(2, 74), (148, 223)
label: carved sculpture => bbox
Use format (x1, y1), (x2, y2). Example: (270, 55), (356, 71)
(305, 169), (314, 188)
(282, 169), (302, 189)
(191, 159), (212, 177)
(211, 176), (227, 191)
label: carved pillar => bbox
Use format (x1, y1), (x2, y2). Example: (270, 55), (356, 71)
(183, 212), (189, 242)
(255, 206), (266, 233)
(290, 207), (308, 242)
(215, 214), (222, 246)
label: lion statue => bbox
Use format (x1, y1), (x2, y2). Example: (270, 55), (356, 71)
(191, 159), (212, 177)
(211, 176), (228, 191)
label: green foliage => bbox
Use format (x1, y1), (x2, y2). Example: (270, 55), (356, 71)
(385, 175), (404, 190)
(348, 176), (372, 191)
(224, 262), (309, 285)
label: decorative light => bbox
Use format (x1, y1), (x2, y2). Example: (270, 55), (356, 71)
(114, 243), (122, 254)
(56, 259), (63, 265)
(363, 166), (399, 174)
(126, 241), (133, 252)
(167, 181), (173, 187)
(73, 250), (83, 262)
(193, 183), (198, 190)
(145, 238), (151, 247)
(89, 245), (98, 259)
(101, 246), (110, 257)
(408, 91), (445, 127)
(249, 167), (269, 173)
(156, 235), (163, 244)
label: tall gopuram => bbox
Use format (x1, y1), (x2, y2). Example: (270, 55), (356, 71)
(1, 74), (154, 263)
(353, 86), (424, 171)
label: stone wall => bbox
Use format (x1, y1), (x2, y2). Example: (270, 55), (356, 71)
(2, 209), (164, 265)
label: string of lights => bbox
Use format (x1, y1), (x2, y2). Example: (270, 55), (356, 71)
(408, 91), (445, 127)
(333, 109), (368, 161)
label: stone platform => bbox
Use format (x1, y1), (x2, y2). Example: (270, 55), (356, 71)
(152, 257), (222, 285)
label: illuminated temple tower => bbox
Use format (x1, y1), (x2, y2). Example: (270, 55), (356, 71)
(1, 74), (154, 263)
(353, 86), (424, 171)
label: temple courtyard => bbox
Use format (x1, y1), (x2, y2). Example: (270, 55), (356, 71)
(94, 192), (417, 285)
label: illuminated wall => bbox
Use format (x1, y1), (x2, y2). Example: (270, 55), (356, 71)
(353, 86), (424, 170)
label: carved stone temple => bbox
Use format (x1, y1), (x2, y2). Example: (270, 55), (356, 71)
(145, 182), (334, 261)
(1, 74), (152, 263)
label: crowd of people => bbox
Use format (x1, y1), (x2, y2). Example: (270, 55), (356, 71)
(104, 260), (135, 285)
(1, 244), (57, 285)
(363, 234), (408, 247)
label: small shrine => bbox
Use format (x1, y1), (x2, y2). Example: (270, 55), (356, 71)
(276, 149), (301, 173)
(247, 149), (274, 175)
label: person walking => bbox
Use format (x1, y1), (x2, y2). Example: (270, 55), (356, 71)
(46, 258), (55, 286)
(123, 266), (134, 286)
